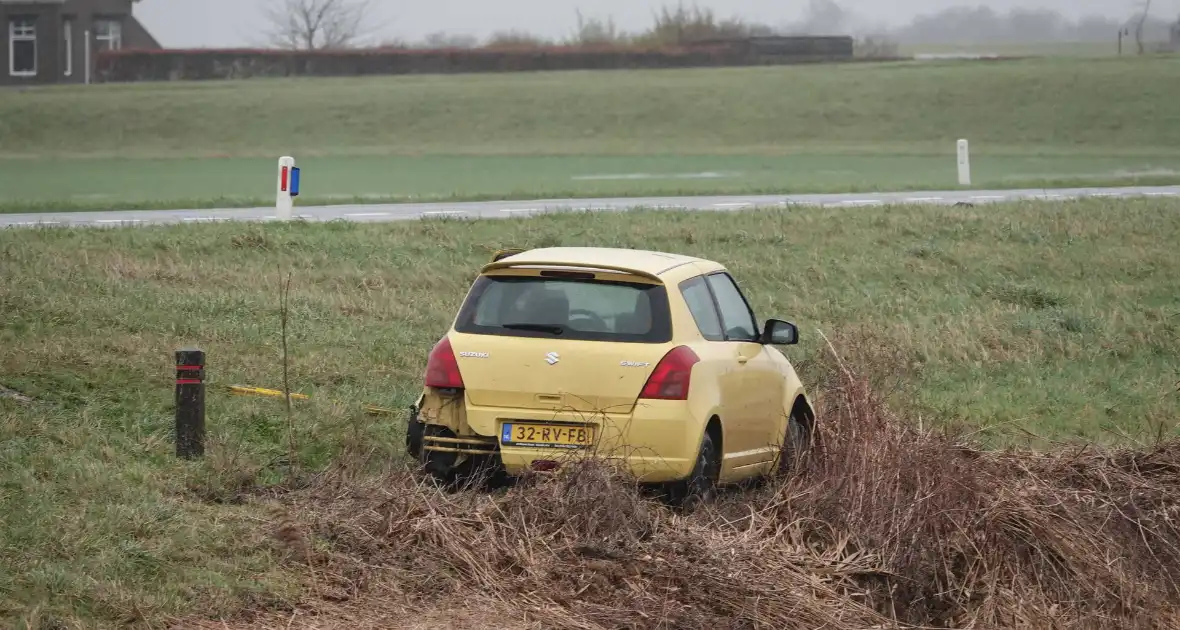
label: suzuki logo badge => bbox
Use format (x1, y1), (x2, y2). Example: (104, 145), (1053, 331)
(545, 352), (560, 365)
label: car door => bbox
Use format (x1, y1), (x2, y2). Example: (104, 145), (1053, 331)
(677, 273), (754, 472)
(703, 272), (784, 467)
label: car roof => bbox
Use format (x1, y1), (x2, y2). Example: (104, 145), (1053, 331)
(485, 247), (723, 279)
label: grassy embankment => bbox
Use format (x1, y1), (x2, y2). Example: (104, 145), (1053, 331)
(1, 55), (1179, 213)
(2, 197), (1179, 627)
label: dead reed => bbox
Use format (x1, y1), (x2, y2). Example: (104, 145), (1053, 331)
(187, 335), (1180, 629)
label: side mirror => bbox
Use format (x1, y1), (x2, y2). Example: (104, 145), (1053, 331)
(761, 319), (798, 345)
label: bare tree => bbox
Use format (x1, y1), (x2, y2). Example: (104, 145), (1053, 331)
(263, 0), (375, 50)
(1134, 0), (1152, 54)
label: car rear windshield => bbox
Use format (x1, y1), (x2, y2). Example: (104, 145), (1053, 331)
(454, 273), (673, 343)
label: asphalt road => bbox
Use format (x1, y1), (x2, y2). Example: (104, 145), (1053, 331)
(2, 185), (1178, 229)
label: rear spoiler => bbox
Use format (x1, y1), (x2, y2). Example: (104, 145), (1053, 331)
(480, 259), (664, 282)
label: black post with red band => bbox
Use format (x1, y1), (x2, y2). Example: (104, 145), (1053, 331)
(175, 348), (205, 459)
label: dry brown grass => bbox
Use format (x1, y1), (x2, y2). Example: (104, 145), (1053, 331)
(174, 333), (1180, 629)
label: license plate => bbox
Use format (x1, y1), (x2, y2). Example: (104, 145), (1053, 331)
(500, 422), (595, 449)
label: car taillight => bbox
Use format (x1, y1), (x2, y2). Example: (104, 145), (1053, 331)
(424, 337), (464, 389)
(639, 346), (700, 400)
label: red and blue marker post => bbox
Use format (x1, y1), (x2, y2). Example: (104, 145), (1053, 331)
(276, 156), (301, 220)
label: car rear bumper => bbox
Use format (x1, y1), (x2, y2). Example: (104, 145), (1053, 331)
(497, 447), (694, 483)
(448, 399), (703, 483)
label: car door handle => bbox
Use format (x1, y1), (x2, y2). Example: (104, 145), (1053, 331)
(736, 355), (749, 364)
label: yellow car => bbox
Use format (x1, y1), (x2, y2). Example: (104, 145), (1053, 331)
(405, 246), (815, 503)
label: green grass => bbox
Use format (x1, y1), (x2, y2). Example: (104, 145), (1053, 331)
(1, 55), (1178, 212)
(2, 197), (1179, 626)
(4, 154), (1179, 213)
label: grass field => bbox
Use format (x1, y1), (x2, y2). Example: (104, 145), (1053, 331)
(2, 55), (1179, 212)
(2, 197), (1179, 626)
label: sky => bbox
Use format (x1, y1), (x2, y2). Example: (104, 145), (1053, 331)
(135, 1), (1178, 49)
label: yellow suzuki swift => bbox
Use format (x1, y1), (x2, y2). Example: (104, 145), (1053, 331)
(406, 246), (815, 504)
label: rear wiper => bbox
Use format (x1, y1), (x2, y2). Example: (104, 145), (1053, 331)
(502, 323), (565, 335)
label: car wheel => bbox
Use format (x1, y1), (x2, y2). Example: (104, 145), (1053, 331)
(666, 431), (720, 509)
(418, 425), (505, 491)
(406, 405), (425, 458)
(777, 411), (812, 475)
(419, 424), (460, 485)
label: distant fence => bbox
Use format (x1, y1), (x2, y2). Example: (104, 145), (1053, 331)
(93, 36), (866, 82)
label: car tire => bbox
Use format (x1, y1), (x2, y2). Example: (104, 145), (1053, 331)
(666, 431), (720, 509)
(417, 424), (506, 491)
(406, 405), (425, 459)
(419, 424), (460, 486)
(777, 411), (812, 476)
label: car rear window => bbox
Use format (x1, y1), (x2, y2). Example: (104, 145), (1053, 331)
(454, 274), (673, 343)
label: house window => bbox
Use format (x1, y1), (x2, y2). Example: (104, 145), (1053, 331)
(63, 19), (73, 76)
(94, 19), (122, 51)
(9, 17), (37, 77)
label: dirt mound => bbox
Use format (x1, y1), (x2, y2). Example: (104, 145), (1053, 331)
(184, 344), (1180, 629)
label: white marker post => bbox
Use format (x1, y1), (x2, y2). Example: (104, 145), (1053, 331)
(956, 138), (971, 186)
(276, 156), (300, 221)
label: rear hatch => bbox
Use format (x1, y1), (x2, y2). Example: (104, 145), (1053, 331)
(447, 267), (675, 415)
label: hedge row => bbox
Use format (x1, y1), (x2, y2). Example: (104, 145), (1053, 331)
(93, 37), (859, 82)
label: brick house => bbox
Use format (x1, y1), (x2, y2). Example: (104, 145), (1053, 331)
(1, 0), (159, 86)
